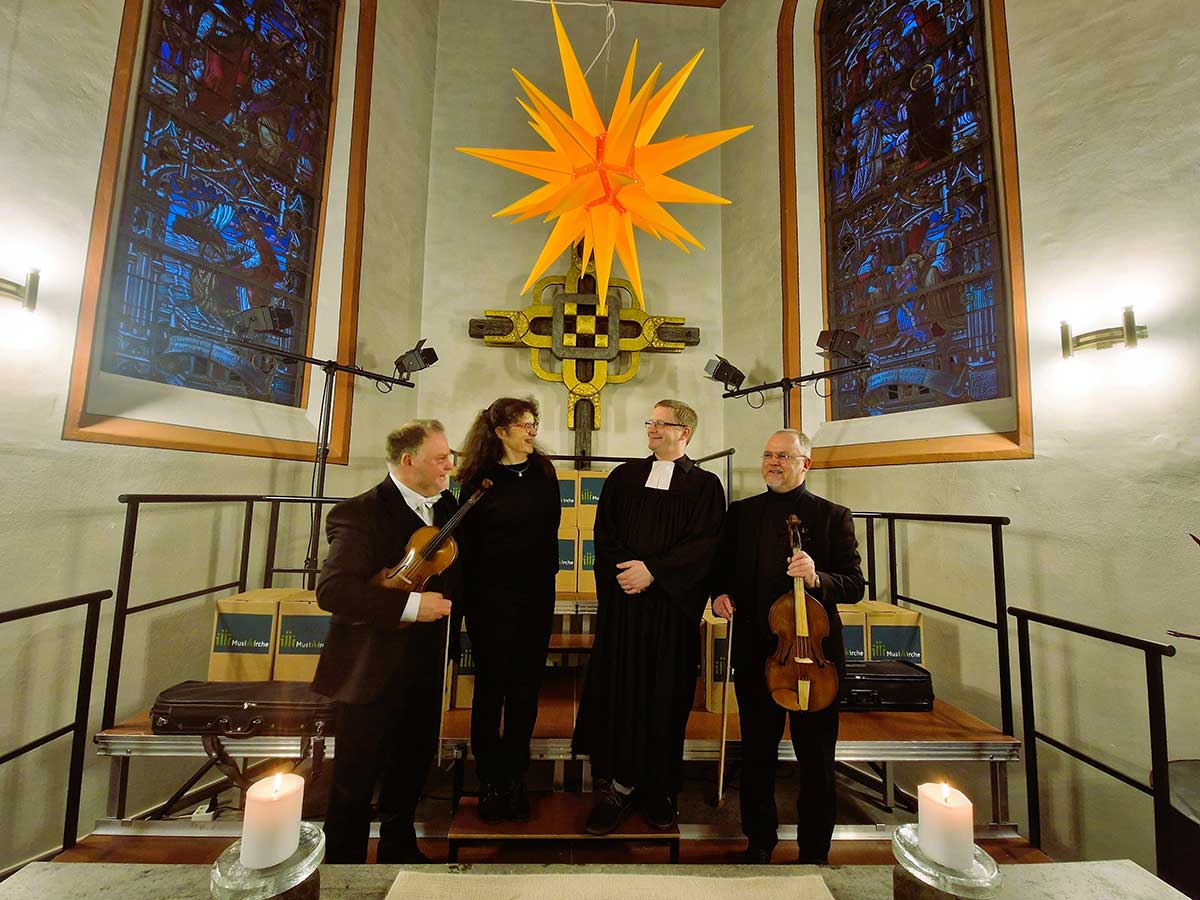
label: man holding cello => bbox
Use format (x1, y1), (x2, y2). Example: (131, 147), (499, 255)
(711, 429), (865, 864)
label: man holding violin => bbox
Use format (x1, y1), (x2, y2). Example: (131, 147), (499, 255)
(313, 420), (459, 864)
(711, 429), (864, 864)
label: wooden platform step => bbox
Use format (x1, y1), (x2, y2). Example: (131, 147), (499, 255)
(448, 793), (680, 863)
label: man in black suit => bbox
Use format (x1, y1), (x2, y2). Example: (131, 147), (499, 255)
(313, 420), (458, 864)
(711, 429), (864, 865)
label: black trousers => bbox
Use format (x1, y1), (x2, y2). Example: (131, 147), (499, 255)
(467, 605), (553, 785)
(323, 666), (442, 864)
(734, 666), (840, 862)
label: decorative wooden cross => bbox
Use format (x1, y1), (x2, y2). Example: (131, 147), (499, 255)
(468, 246), (700, 461)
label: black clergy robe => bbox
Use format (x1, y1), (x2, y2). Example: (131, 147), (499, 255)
(573, 454), (725, 796)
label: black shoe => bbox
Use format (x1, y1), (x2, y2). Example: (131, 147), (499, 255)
(478, 781), (510, 824)
(741, 845), (773, 865)
(508, 778), (531, 822)
(584, 784), (635, 835)
(639, 791), (676, 830)
(378, 843), (431, 864)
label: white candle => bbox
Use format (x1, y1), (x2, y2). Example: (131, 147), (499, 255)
(917, 781), (974, 871)
(240, 773), (304, 869)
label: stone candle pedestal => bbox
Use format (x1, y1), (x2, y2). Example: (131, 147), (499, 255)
(891, 823), (1002, 900)
(211, 821), (325, 900)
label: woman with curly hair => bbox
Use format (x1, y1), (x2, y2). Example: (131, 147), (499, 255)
(456, 397), (561, 823)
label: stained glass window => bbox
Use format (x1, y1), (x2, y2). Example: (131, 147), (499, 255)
(819, 0), (1010, 419)
(101, 0), (340, 406)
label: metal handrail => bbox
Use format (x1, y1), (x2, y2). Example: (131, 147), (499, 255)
(0, 589), (112, 850)
(1009, 604), (1176, 877)
(852, 510), (1014, 736)
(103, 494), (347, 730)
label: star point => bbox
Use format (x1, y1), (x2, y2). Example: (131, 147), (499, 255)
(459, 3), (751, 313)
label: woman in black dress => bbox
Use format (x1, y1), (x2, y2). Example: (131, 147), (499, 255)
(456, 397), (561, 823)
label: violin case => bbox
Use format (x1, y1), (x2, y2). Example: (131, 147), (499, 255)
(839, 660), (933, 712)
(151, 680), (336, 737)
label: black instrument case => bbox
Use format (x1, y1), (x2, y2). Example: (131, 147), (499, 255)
(839, 660), (934, 711)
(151, 680), (335, 737)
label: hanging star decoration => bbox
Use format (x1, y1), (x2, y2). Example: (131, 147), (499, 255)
(457, 2), (751, 314)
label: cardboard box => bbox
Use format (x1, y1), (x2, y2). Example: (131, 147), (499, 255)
(556, 527), (579, 592)
(454, 628), (475, 709)
(577, 529), (596, 594)
(557, 469), (579, 529)
(576, 471), (607, 528)
(859, 599), (924, 663)
(702, 608), (738, 714)
(272, 599), (331, 682)
(208, 597), (279, 681)
(837, 603), (867, 663)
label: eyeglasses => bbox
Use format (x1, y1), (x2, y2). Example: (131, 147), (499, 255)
(762, 452), (809, 462)
(509, 421), (539, 434)
(645, 420), (687, 430)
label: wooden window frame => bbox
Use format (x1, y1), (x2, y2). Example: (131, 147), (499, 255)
(778, 0), (1032, 468)
(63, 0), (378, 463)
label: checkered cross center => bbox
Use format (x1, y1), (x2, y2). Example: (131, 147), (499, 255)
(562, 300), (610, 350)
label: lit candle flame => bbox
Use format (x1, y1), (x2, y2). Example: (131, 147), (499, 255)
(941, 782), (950, 803)
(273, 773), (282, 797)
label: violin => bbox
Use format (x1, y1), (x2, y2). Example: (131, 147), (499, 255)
(764, 513), (839, 712)
(371, 479), (492, 591)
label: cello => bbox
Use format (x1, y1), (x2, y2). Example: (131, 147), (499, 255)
(765, 514), (839, 712)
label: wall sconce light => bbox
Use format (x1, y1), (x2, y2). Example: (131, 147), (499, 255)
(0, 268), (39, 312)
(1060, 306), (1147, 359)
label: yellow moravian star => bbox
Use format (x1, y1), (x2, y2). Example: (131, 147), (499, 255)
(457, 1), (751, 314)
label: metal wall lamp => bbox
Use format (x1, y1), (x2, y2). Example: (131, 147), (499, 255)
(1060, 306), (1148, 359)
(0, 268), (39, 312)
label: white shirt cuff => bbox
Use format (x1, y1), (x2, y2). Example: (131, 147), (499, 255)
(400, 591), (421, 622)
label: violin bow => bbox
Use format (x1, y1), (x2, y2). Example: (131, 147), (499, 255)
(716, 613), (734, 806)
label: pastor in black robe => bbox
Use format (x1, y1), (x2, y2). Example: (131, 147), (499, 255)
(573, 454), (725, 797)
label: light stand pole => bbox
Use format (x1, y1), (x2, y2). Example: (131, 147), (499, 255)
(722, 361), (872, 429)
(227, 337), (415, 587)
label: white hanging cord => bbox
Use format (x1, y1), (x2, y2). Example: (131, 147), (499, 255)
(510, 0), (618, 98)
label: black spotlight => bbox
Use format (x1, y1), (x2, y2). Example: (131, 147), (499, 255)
(816, 328), (867, 361)
(704, 355), (746, 391)
(395, 338), (438, 378)
(231, 304), (295, 336)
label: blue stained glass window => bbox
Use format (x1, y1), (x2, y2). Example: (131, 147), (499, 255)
(101, 0), (339, 406)
(820, 0), (1011, 419)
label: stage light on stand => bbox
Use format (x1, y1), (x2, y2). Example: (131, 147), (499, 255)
(816, 328), (866, 362)
(394, 338), (438, 380)
(231, 304), (294, 337)
(704, 355), (745, 391)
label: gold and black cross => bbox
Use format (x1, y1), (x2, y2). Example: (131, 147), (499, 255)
(468, 245), (700, 460)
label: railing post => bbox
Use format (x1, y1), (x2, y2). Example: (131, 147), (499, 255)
(1145, 651), (1172, 879)
(865, 516), (877, 601)
(992, 523), (1014, 736)
(237, 500), (254, 592)
(63, 595), (103, 850)
(886, 516), (898, 604)
(102, 502), (139, 729)
(1015, 614), (1041, 849)
(725, 451), (733, 508)
(263, 500), (281, 588)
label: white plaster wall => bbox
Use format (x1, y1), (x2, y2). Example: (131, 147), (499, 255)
(719, 0), (787, 495)
(0, 0), (438, 869)
(719, 0), (1200, 870)
(418, 0), (726, 465)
